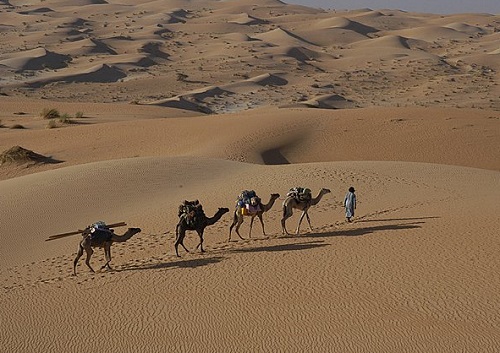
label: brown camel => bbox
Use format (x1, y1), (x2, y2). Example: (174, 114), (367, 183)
(281, 188), (331, 235)
(229, 193), (280, 240)
(175, 207), (229, 257)
(73, 227), (142, 275)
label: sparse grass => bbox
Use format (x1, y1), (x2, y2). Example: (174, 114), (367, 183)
(40, 108), (86, 126)
(46, 119), (58, 129)
(40, 108), (60, 120)
(0, 145), (60, 165)
(176, 73), (188, 82)
(58, 113), (72, 124)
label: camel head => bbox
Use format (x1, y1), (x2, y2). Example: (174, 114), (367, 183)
(219, 207), (230, 214)
(127, 227), (142, 235)
(271, 193), (280, 198)
(321, 188), (331, 194)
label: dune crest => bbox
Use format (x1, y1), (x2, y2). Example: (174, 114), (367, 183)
(0, 2), (499, 352)
(0, 1), (497, 110)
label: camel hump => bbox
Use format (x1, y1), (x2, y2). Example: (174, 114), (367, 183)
(89, 228), (114, 242)
(287, 187), (312, 201)
(236, 190), (259, 207)
(178, 199), (204, 217)
(178, 200), (205, 227)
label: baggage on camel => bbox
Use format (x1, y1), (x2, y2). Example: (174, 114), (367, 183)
(178, 200), (205, 227)
(236, 190), (261, 215)
(287, 187), (312, 202)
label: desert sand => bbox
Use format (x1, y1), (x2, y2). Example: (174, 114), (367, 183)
(1, 0), (499, 352)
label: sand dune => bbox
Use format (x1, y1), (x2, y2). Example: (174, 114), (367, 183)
(1, 154), (499, 352)
(296, 93), (356, 109)
(60, 38), (118, 56)
(254, 27), (318, 46)
(1, 1), (498, 109)
(0, 1), (499, 352)
(24, 63), (128, 87)
(228, 12), (267, 25)
(314, 16), (379, 35)
(0, 48), (71, 71)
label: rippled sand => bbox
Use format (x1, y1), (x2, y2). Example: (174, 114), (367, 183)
(1, 0), (499, 352)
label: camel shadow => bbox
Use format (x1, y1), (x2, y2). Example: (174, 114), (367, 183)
(357, 216), (440, 223)
(291, 222), (424, 239)
(118, 256), (225, 272)
(230, 240), (327, 254)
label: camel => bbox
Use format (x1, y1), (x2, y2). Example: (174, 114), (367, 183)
(281, 188), (331, 235)
(175, 207), (229, 257)
(229, 193), (280, 240)
(73, 227), (142, 275)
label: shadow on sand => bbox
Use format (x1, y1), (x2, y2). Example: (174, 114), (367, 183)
(118, 256), (225, 272)
(117, 221), (425, 273)
(304, 221), (424, 238)
(357, 216), (440, 223)
(230, 240), (328, 254)
(261, 147), (290, 165)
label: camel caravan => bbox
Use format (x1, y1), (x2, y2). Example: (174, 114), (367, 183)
(48, 187), (331, 275)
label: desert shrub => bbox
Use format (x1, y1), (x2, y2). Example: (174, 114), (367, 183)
(46, 119), (58, 129)
(0, 145), (57, 165)
(176, 73), (188, 82)
(59, 113), (72, 124)
(40, 108), (60, 120)
(0, 120), (4, 128)
(75, 111), (84, 118)
(10, 124), (25, 129)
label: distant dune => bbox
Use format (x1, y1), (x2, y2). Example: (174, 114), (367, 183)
(0, 1), (498, 109)
(0, 1), (499, 352)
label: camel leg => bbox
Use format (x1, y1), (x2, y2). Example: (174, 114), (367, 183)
(281, 207), (292, 235)
(84, 246), (95, 273)
(229, 211), (237, 241)
(229, 212), (245, 241)
(101, 243), (112, 271)
(257, 213), (266, 236)
(73, 244), (84, 276)
(296, 211), (308, 235)
(195, 229), (205, 253)
(175, 226), (189, 257)
(234, 216), (245, 240)
(249, 215), (255, 238)
(305, 212), (313, 231)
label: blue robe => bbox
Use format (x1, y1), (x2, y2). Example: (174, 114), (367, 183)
(344, 191), (356, 218)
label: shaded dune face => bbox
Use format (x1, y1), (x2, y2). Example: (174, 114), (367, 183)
(0, 1), (497, 111)
(0, 2), (499, 352)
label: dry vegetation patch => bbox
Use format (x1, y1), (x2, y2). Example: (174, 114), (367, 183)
(0, 146), (60, 166)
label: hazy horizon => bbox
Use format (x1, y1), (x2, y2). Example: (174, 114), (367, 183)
(284, 0), (500, 14)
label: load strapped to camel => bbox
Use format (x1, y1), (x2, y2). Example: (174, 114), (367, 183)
(287, 187), (312, 202)
(178, 199), (205, 226)
(236, 190), (262, 215)
(82, 221), (115, 241)
(45, 221), (126, 241)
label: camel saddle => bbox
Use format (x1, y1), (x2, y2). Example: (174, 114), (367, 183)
(178, 200), (205, 226)
(287, 187), (312, 202)
(241, 203), (261, 215)
(84, 221), (115, 241)
(86, 228), (114, 242)
(178, 200), (203, 217)
(237, 190), (260, 207)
